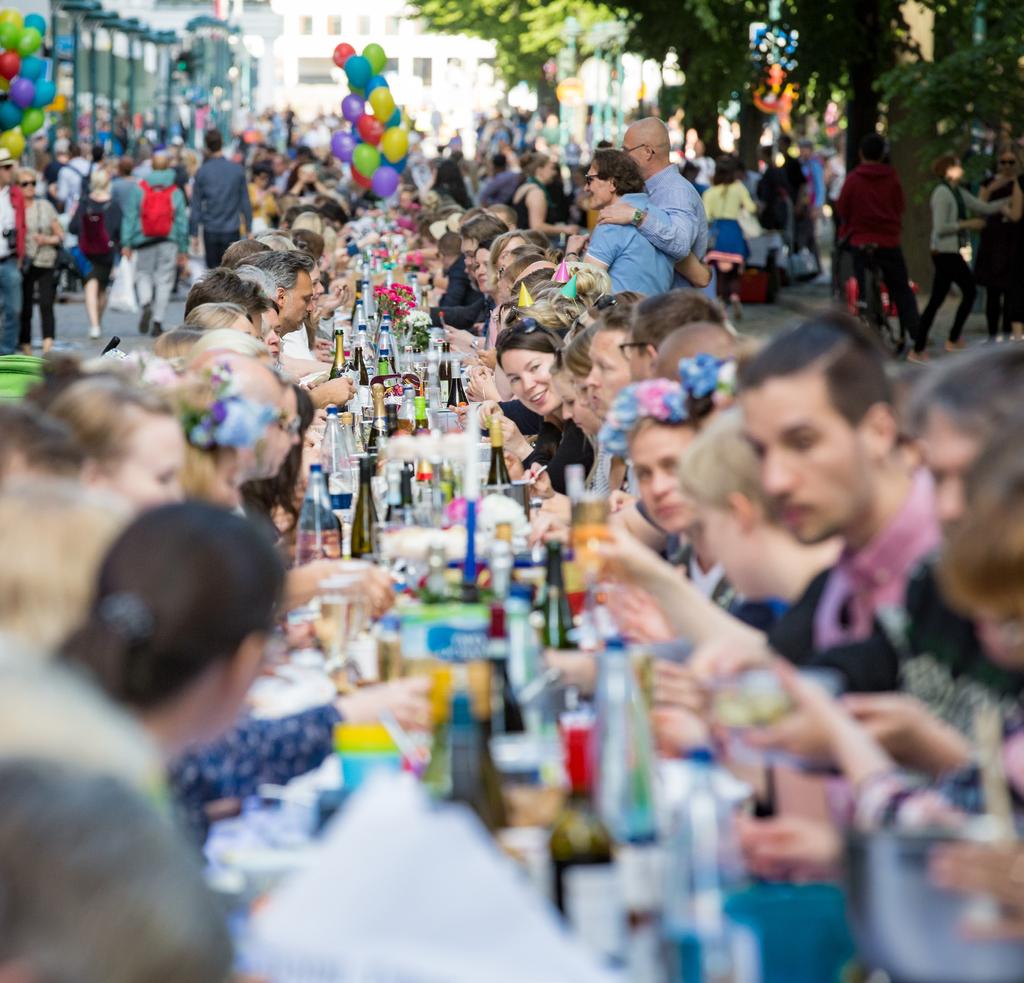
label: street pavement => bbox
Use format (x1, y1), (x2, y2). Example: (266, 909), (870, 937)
(20, 267), (997, 362)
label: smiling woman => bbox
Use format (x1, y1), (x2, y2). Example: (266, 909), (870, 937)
(494, 320), (594, 494)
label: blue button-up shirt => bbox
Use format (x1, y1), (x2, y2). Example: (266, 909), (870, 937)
(642, 163), (710, 290)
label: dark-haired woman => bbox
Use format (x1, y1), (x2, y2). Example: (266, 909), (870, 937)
(61, 502), (430, 839)
(510, 153), (577, 239)
(911, 154), (1009, 361)
(493, 320), (592, 495)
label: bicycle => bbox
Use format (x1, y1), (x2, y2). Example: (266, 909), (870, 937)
(836, 237), (907, 357)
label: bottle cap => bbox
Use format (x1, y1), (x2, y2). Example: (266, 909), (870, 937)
(326, 404), (339, 416)
(309, 463), (322, 474)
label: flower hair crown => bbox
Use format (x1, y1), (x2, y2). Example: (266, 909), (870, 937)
(678, 353), (737, 409)
(599, 378), (688, 457)
(178, 361), (277, 451)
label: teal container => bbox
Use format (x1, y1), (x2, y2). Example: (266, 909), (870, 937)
(724, 883), (855, 983)
(338, 751), (402, 790)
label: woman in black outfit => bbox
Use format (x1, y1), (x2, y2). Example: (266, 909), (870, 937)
(492, 320), (592, 495)
(975, 147), (1021, 341)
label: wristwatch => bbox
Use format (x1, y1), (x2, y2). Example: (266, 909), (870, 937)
(631, 208), (647, 227)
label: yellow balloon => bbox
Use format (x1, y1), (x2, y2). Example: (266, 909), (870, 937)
(380, 126), (408, 164)
(0, 126), (25, 159)
(0, 77), (8, 92)
(368, 87), (396, 122)
(0, 9), (22, 28)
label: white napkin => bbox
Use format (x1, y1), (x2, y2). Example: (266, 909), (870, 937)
(249, 773), (620, 983)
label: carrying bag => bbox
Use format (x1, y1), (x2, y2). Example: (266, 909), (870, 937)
(78, 200), (112, 257)
(139, 181), (175, 239)
(108, 254), (138, 313)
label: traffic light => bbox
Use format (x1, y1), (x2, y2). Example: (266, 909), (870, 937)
(175, 49), (196, 77)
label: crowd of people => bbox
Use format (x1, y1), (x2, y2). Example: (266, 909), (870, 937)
(1, 108), (1024, 977)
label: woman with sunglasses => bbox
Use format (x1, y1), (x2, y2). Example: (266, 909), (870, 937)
(975, 146), (1021, 342)
(17, 169), (63, 355)
(493, 319), (593, 494)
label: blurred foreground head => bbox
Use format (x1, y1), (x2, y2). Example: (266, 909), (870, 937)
(0, 758), (232, 983)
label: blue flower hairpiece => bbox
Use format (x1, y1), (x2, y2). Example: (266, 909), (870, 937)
(598, 379), (689, 457)
(678, 354), (738, 408)
(180, 362), (278, 451)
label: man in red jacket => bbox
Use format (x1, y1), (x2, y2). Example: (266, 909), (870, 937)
(836, 133), (920, 344)
(0, 148), (27, 355)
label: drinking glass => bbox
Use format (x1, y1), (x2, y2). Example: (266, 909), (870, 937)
(315, 573), (368, 692)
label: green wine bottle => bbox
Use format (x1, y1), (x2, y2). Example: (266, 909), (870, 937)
(350, 455), (378, 558)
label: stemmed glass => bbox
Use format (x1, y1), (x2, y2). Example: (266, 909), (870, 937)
(314, 573), (368, 692)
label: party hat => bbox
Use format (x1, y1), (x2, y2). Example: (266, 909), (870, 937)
(552, 259), (571, 284)
(560, 274), (578, 300)
(518, 283), (534, 307)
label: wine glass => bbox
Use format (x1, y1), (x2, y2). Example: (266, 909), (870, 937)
(315, 573), (368, 692)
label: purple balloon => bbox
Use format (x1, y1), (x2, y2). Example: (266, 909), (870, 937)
(9, 77), (35, 109)
(341, 94), (364, 124)
(331, 130), (357, 164)
(371, 165), (400, 198)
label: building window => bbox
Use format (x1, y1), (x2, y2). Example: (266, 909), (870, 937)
(384, 57), (399, 75)
(357, 16), (371, 34)
(298, 15), (314, 35)
(297, 57), (336, 84)
(327, 16), (342, 35)
(385, 16), (401, 34)
(413, 57), (432, 86)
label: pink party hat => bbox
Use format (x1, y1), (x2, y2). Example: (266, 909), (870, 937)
(552, 259), (571, 284)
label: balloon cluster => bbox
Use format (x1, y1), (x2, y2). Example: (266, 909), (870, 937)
(329, 42), (409, 199)
(0, 10), (52, 159)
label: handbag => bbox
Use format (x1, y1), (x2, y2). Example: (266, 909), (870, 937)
(734, 184), (763, 239)
(108, 254), (138, 313)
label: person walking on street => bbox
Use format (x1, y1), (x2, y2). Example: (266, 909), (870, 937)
(836, 133), (920, 346)
(69, 168), (122, 340)
(911, 153), (1009, 361)
(0, 149), (26, 355)
(190, 130), (251, 271)
(122, 151), (189, 338)
(974, 146), (1021, 342)
(17, 168), (62, 354)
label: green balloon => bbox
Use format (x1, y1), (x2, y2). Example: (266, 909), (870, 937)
(20, 107), (42, 135)
(0, 22), (21, 50)
(352, 142), (381, 176)
(16, 27), (40, 56)
(363, 43), (386, 76)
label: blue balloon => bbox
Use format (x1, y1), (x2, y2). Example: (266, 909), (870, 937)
(391, 155), (407, 174)
(19, 56), (45, 81)
(365, 75), (388, 95)
(386, 108), (401, 128)
(344, 55), (372, 90)
(24, 14), (47, 34)
(0, 101), (22, 132)
(30, 78), (55, 109)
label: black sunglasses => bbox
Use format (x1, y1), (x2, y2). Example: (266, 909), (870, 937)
(18, 180), (34, 187)
(584, 173), (600, 185)
(999, 158), (1017, 165)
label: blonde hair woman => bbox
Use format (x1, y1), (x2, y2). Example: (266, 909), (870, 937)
(187, 328), (272, 364)
(185, 302), (260, 336)
(68, 166), (121, 340)
(48, 376), (186, 513)
(0, 481), (128, 650)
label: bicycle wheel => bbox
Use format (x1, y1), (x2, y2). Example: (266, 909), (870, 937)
(864, 268), (905, 356)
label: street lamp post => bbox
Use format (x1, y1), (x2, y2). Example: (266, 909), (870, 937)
(58, 0), (98, 140)
(85, 10), (116, 146)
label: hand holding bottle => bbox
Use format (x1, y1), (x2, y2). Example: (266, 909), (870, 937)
(311, 376), (355, 409)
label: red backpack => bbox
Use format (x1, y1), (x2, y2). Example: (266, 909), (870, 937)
(78, 200), (112, 257)
(139, 181), (175, 238)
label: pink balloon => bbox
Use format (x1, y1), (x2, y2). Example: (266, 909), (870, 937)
(371, 165), (400, 198)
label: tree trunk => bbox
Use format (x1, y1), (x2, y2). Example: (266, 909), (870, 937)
(845, 0), (884, 173)
(887, 96), (934, 291)
(737, 99), (763, 170)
